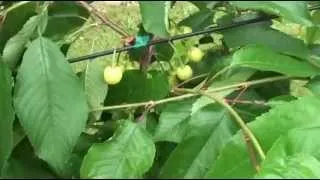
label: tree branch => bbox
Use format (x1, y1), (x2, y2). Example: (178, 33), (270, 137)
(78, 1), (129, 37)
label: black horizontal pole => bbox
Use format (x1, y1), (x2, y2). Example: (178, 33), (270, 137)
(67, 5), (320, 64)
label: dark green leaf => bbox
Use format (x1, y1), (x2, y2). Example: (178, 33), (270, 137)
(228, 89), (269, 122)
(80, 120), (156, 178)
(205, 96), (320, 178)
(178, 9), (214, 32)
(145, 142), (177, 178)
(221, 21), (309, 60)
(2, 13), (44, 69)
(155, 43), (174, 62)
(106, 70), (169, 104)
(0, 1), (37, 52)
(160, 104), (238, 178)
(44, 1), (90, 42)
(250, 72), (290, 100)
(0, 60), (14, 174)
(2, 138), (57, 178)
(190, 1), (221, 9)
(139, 1), (171, 38)
(231, 1), (312, 26)
(12, 121), (26, 150)
(14, 37), (89, 175)
(232, 45), (320, 77)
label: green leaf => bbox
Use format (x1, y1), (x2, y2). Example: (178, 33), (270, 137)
(205, 96), (320, 178)
(155, 43), (174, 62)
(231, 1), (312, 26)
(14, 37), (89, 175)
(232, 45), (320, 77)
(0, 60), (14, 174)
(2, 138), (57, 178)
(80, 120), (156, 178)
(81, 60), (108, 121)
(139, 1), (171, 38)
(221, 21), (309, 60)
(257, 153), (320, 178)
(106, 70), (169, 104)
(153, 98), (197, 143)
(159, 104), (238, 178)
(178, 8), (214, 32)
(0, 1), (37, 52)
(256, 127), (320, 178)
(2, 14), (44, 70)
(44, 1), (89, 42)
(264, 126), (320, 161)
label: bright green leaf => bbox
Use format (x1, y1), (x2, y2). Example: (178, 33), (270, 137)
(160, 104), (238, 178)
(139, 1), (171, 38)
(14, 37), (89, 175)
(153, 98), (197, 143)
(264, 126), (320, 161)
(256, 126), (320, 178)
(0, 60), (14, 174)
(80, 120), (156, 178)
(257, 153), (320, 178)
(221, 21), (309, 60)
(81, 60), (108, 121)
(231, 1), (312, 26)
(232, 45), (320, 77)
(205, 96), (320, 178)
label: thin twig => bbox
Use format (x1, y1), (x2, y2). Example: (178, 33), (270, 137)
(78, 1), (129, 37)
(92, 76), (289, 112)
(225, 99), (266, 106)
(178, 88), (266, 161)
(243, 131), (261, 172)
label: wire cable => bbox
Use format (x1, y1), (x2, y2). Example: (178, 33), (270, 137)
(67, 5), (320, 63)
